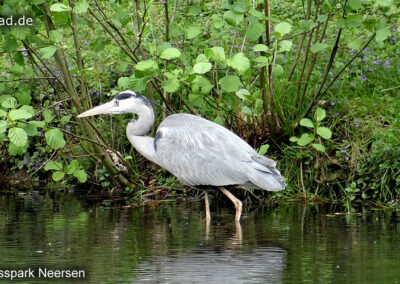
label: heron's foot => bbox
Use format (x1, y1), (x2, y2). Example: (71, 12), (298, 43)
(218, 187), (243, 222)
(204, 191), (211, 222)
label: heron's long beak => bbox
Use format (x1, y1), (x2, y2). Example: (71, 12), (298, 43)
(78, 101), (116, 118)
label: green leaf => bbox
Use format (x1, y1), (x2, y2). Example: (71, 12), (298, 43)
(210, 46), (226, 61)
(258, 144), (270, 155)
(348, 38), (362, 50)
(118, 77), (130, 89)
(213, 116), (224, 126)
(74, 0), (89, 14)
(316, 127), (332, 139)
(1, 96), (17, 109)
(43, 109), (55, 123)
(312, 143), (326, 152)
(227, 53), (250, 74)
(52, 171), (65, 182)
(160, 47), (181, 60)
(8, 106), (34, 121)
(29, 121), (45, 128)
(60, 115), (72, 125)
(162, 77), (180, 93)
(15, 90), (31, 105)
(376, 27), (391, 42)
(242, 106), (252, 116)
(39, 46), (57, 59)
(11, 27), (30, 40)
(4, 36), (18, 52)
(346, 14), (363, 28)
(300, 118), (314, 128)
(274, 22), (291, 37)
(191, 76), (213, 94)
(65, 160), (79, 174)
(50, 3), (71, 12)
(196, 54), (208, 63)
(289, 136), (299, 142)
(44, 161), (63, 171)
(232, 2), (247, 12)
(0, 109), (7, 117)
(49, 30), (63, 43)
(193, 62), (212, 74)
(245, 22), (264, 40)
(254, 56), (269, 67)
(253, 44), (269, 52)
(249, 9), (265, 20)
(8, 142), (27, 156)
(184, 22), (202, 39)
(73, 169), (88, 183)
(11, 65), (24, 74)
(135, 60), (158, 71)
(278, 40), (293, 52)
(24, 123), (38, 136)
(315, 108), (326, 121)
(45, 129), (66, 149)
(374, 0), (392, 7)
(235, 89), (250, 100)
(272, 64), (284, 76)
(297, 133), (314, 146)
(8, 127), (28, 147)
(349, 0), (362, 10)
(224, 10), (244, 26)
(310, 43), (329, 53)
(128, 76), (148, 92)
(0, 121), (8, 133)
(219, 75), (241, 92)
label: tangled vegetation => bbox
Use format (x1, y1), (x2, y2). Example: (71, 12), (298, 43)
(0, 0), (399, 204)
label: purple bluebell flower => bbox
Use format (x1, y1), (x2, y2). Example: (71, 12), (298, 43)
(345, 156), (349, 160)
(341, 150), (347, 153)
(358, 74), (366, 81)
(354, 122), (359, 127)
(349, 49), (354, 55)
(383, 59), (391, 66)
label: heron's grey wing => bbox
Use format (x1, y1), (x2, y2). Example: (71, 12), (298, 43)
(152, 114), (257, 186)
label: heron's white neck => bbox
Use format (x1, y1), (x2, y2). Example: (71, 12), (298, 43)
(126, 105), (155, 137)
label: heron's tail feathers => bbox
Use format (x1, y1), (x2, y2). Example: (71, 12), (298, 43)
(247, 155), (286, 191)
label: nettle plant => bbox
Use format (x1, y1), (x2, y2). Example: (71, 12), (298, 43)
(290, 108), (332, 152)
(0, 93), (65, 155)
(44, 159), (88, 183)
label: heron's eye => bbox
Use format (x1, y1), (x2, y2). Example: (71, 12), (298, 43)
(114, 100), (119, 106)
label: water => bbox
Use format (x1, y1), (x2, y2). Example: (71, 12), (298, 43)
(0, 194), (399, 283)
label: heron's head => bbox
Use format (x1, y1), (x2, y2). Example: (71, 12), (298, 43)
(78, 90), (152, 118)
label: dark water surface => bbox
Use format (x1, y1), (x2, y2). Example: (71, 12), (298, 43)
(0, 194), (399, 283)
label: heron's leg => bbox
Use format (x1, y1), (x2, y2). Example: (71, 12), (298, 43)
(218, 187), (242, 222)
(204, 191), (211, 221)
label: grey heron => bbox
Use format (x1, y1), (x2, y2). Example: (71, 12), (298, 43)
(78, 90), (285, 222)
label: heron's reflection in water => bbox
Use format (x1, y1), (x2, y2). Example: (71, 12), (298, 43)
(132, 220), (286, 284)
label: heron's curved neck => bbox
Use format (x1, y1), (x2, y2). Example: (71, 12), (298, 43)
(126, 105), (155, 137)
